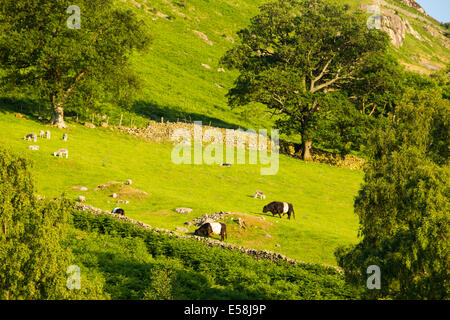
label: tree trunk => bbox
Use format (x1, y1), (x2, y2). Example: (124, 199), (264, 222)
(51, 101), (67, 128)
(301, 140), (313, 161)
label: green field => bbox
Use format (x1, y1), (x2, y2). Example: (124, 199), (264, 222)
(1, 112), (363, 266)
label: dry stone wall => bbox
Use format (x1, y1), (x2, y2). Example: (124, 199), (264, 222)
(115, 120), (365, 170)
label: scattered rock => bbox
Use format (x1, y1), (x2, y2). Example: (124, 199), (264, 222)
(125, 179), (132, 185)
(100, 122), (108, 128)
(217, 68), (225, 72)
(72, 186), (88, 191)
(265, 234), (272, 238)
(215, 83), (223, 89)
(176, 207), (193, 214)
(84, 122), (96, 128)
(192, 30), (213, 45)
(175, 227), (189, 233)
(116, 200), (130, 204)
(15, 113), (27, 119)
(201, 63), (211, 69)
(77, 196), (86, 202)
(186, 211), (231, 226)
(275, 244), (280, 248)
(111, 193), (118, 199)
(156, 11), (170, 19)
(28, 145), (39, 151)
(237, 217), (247, 229)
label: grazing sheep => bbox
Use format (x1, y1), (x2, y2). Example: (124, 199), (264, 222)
(62, 133), (68, 141)
(254, 190), (266, 199)
(28, 145), (40, 151)
(53, 148), (68, 158)
(39, 130), (45, 138)
(45, 130), (51, 139)
(24, 133), (37, 142)
(125, 179), (132, 185)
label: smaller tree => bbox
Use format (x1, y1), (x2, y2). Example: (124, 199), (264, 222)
(0, 147), (102, 299)
(0, 0), (151, 127)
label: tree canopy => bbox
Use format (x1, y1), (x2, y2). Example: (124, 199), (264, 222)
(221, 0), (391, 159)
(0, 0), (151, 127)
(335, 88), (449, 299)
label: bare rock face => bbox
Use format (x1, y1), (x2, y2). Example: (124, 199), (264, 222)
(381, 9), (407, 48)
(397, 0), (426, 15)
(359, 4), (422, 48)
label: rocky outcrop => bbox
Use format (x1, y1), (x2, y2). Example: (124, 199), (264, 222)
(380, 9), (407, 48)
(397, 0), (426, 15)
(360, 4), (423, 48)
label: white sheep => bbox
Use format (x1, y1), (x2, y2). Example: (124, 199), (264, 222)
(53, 148), (68, 158)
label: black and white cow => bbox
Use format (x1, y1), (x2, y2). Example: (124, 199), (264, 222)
(263, 201), (295, 220)
(112, 207), (125, 216)
(194, 222), (227, 241)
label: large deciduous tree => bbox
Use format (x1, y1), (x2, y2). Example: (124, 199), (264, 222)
(221, 0), (390, 160)
(0, 0), (151, 128)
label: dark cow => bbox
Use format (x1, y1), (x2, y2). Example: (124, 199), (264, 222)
(263, 201), (295, 220)
(194, 222), (227, 241)
(112, 207), (125, 216)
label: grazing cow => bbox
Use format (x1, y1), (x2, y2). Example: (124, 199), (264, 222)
(112, 207), (125, 216)
(39, 130), (45, 138)
(24, 133), (37, 142)
(45, 130), (51, 139)
(62, 133), (68, 141)
(263, 201), (295, 220)
(254, 190), (266, 199)
(194, 222), (227, 241)
(53, 148), (68, 158)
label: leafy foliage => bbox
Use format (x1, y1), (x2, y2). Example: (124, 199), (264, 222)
(221, 0), (390, 158)
(0, 147), (105, 299)
(335, 88), (450, 299)
(0, 0), (151, 127)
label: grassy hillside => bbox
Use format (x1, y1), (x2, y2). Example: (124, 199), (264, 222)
(1, 112), (363, 266)
(112, 0), (450, 133)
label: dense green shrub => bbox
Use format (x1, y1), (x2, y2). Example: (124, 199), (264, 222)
(0, 147), (106, 299)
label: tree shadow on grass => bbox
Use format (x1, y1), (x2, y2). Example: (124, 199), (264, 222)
(131, 100), (249, 131)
